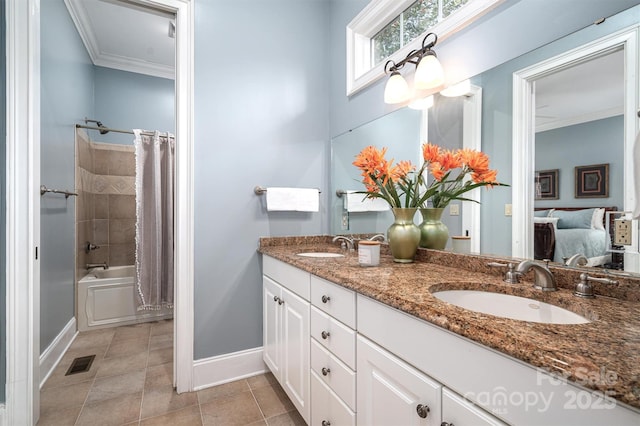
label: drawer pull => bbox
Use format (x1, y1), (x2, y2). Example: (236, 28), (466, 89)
(322, 421), (331, 426)
(321, 330), (331, 339)
(321, 367), (331, 376)
(416, 404), (430, 419)
(441, 423), (455, 426)
(321, 295), (331, 303)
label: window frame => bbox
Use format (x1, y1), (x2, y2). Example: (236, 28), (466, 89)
(346, 0), (505, 96)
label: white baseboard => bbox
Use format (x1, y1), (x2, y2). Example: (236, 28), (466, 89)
(192, 346), (267, 391)
(0, 403), (5, 426)
(39, 317), (78, 388)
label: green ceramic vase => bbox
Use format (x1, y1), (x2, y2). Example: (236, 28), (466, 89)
(387, 208), (421, 263)
(419, 207), (449, 250)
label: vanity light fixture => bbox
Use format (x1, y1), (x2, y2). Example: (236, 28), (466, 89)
(440, 79), (471, 97)
(383, 33), (445, 104)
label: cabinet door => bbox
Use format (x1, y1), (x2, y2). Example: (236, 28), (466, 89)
(357, 335), (442, 426)
(442, 388), (507, 426)
(281, 286), (310, 423)
(263, 276), (281, 377)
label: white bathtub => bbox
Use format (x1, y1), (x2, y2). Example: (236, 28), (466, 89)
(77, 265), (173, 331)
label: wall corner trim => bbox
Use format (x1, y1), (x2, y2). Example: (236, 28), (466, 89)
(192, 347), (267, 391)
(39, 318), (77, 389)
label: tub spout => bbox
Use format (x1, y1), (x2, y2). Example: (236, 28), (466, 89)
(86, 262), (109, 270)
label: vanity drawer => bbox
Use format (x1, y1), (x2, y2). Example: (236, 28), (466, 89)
(263, 255), (310, 301)
(311, 338), (356, 410)
(311, 275), (356, 328)
(311, 306), (356, 369)
(311, 370), (356, 426)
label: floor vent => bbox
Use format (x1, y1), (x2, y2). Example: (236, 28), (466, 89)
(65, 355), (96, 376)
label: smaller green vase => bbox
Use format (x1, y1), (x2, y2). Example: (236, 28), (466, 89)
(419, 208), (449, 250)
(387, 208), (421, 263)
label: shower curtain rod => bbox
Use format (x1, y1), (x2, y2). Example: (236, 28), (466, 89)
(75, 124), (160, 137)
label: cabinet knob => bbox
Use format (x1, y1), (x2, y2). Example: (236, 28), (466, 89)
(278, 298), (284, 305)
(321, 295), (331, 303)
(321, 367), (331, 376)
(321, 331), (330, 339)
(273, 295), (279, 303)
(321, 421), (331, 426)
(441, 422), (455, 426)
(416, 404), (430, 419)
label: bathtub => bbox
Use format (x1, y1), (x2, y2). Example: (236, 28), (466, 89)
(77, 265), (173, 331)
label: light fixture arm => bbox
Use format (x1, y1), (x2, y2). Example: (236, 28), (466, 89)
(383, 33), (439, 75)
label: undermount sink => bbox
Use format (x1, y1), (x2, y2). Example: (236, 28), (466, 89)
(432, 290), (590, 324)
(296, 252), (345, 258)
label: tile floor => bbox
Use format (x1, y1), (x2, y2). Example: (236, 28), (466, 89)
(38, 320), (304, 425)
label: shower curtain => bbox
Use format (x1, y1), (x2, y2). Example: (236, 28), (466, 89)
(134, 129), (175, 311)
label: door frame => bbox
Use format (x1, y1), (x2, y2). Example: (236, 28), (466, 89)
(5, 0), (195, 422)
(511, 26), (639, 259)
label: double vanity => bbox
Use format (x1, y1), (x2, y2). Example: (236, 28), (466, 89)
(259, 236), (640, 425)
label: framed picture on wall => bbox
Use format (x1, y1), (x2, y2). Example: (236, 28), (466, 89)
(535, 169), (558, 200)
(575, 163), (609, 198)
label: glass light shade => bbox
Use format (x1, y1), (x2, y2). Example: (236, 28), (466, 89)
(408, 95), (434, 110)
(414, 54), (444, 90)
(440, 79), (471, 97)
(384, 72), (410, 104)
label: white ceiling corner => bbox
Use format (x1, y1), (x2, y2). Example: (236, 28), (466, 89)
(64, 0), (176, 80)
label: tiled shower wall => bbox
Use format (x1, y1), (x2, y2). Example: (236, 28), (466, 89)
(76, 129), (136, 277)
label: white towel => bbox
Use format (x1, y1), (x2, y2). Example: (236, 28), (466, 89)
(634, 131), (640, 219)
(344, 190), (390, 212)
(266, 187), (319, 212)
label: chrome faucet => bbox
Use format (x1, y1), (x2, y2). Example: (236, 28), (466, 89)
(86, 262), (109, 270)
(515, 260), (556, 291)
(332, 235), (355, 251)
(368, 234), (385, 242)
(565, 253), (588, 267)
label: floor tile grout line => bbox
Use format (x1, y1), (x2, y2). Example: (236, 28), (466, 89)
(249, 382), (269, 425)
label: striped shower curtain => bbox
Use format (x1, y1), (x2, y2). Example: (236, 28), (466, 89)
(134, 129), (175, 311)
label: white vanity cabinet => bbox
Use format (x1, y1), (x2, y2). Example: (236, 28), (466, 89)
(262, 256), (311, 424)
(357, 335), (442, 426)
(310, 275), (357, 426)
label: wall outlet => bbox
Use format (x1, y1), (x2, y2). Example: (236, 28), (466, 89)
(449, 204), (460, 216)
(341, 211), (349, 230)
(505, 204), (512, 216)
(614, 219), (632, 245)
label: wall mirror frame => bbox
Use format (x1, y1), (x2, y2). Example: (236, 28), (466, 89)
(512, 26), (640, 271)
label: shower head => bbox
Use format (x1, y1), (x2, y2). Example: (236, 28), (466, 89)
(84, 118), (110, 135)
(96, 121), (109, 135)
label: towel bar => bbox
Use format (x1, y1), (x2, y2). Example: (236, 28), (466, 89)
(40, 185), (78, 198)
(254, 186), (321, 195)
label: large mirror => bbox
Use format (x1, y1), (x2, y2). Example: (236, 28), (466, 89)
(330, 4), (640, 276)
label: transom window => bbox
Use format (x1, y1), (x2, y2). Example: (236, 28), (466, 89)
(372, 0), (470, 66)
(347, 0), (503, 96)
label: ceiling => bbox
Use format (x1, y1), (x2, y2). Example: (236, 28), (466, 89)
(534, 49), (624, 132)
(65, 0), (176, 79)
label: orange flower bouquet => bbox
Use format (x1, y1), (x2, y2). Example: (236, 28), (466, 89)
(419, 143), (507, 208)
(352, 145), (424, 208)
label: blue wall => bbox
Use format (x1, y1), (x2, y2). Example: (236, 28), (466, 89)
(0, 0), (5, 405)
(193, 0), (330, 358)
(94, 67), (174, 145)
(535, 116), (624, 209)
(40, 0), (95, 352)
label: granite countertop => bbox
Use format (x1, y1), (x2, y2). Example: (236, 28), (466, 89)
(258, 236), (640, 411)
